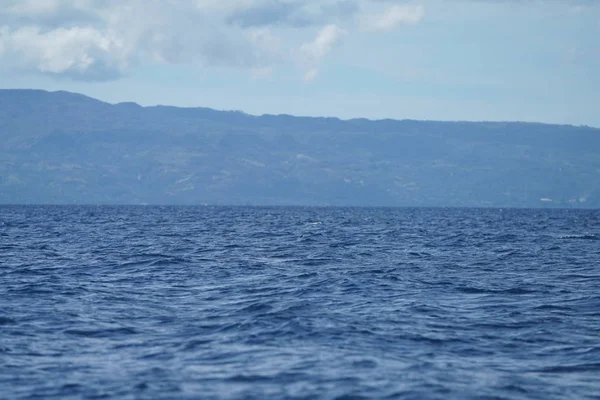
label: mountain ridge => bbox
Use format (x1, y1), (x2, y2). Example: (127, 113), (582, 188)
(3, 88), (595, 127)
(1, 89), (599, 207)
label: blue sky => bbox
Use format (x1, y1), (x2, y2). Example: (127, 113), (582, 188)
(0, 0), (598, 126)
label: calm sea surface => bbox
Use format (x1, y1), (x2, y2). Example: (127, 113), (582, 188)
(1, 206), (599, 399)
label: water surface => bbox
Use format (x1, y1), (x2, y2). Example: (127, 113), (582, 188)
(1, 206), (599, 399)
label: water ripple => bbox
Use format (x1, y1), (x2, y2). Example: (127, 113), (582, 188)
(1, 205), (599, 399)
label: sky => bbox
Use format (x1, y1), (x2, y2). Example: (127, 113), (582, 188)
(0, 0), (598, 126)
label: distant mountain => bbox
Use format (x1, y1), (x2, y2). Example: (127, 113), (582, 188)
(1, 89), (599, 207)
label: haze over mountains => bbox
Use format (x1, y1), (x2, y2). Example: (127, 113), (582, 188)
(1, 89), (599, 207)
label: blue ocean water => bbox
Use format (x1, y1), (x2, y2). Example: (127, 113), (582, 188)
(1, 206), (599, 400)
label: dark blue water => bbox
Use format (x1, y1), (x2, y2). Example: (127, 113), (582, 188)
(1, 206), (599, 399)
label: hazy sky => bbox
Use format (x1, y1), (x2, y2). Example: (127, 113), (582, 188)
(0, 0), (598, 126)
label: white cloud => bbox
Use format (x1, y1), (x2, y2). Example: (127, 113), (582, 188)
(0, 25), (129, 80)
(301, 24), (346, 61)
(0, 1), (286, 80)
(303, 67), (320, 82)
(299, 24), (347, 81)
(361, 5), (425, 32)
(0, 0), (421, 81)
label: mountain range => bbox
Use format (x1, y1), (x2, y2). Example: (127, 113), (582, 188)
(1, 89), (599, 207)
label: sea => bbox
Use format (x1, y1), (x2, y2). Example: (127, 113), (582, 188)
(1, 205), (599, 399)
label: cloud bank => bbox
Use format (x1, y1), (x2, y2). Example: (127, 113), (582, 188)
(0, 0), (425, 82)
